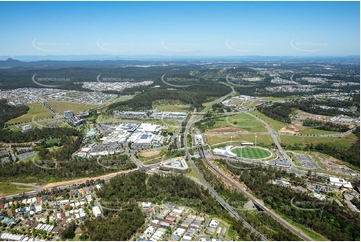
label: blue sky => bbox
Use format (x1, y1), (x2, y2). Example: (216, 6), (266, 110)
(0, 1), (359, 57)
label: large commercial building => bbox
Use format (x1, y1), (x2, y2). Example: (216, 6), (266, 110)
(21, 125), (32, 133)
(160, 157), (189, 173)
(150, 111), (187, 119)
(213, 146), (237, 158)
(64, 110), (84, 127)
(137, 123), (161, 133)
(274, 160), (291, 168)
(194, 134), (204, 146)
(114, 111), (147, 119)
(329, 177), (352, 188)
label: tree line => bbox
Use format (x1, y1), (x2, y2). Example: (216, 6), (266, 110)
(303, 118), (350, 132)
(0, 157), (136, 184)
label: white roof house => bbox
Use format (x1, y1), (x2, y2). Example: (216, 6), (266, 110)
(141, 202), (152, 208)
(92, 206), (102, 217)
(209, 219), (219, 228)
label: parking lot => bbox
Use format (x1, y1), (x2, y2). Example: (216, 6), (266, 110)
(91, 142), (122, 153)
(17, 151), (37, 161)
(293, 152), (318, 170)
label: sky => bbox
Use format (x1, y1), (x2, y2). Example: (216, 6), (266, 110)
(0, 1), (359, 57)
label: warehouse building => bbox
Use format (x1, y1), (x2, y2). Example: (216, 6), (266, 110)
(274, 160), (291, 168)
(114, 111), (147, 119)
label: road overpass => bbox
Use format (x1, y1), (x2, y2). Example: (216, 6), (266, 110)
(198, 145), (312, 241)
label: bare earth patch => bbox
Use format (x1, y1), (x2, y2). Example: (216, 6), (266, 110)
(207, 126), (245, 133)
(42, 170), (131, 189)
(139, 150), (161, 157)
(279, 124), (304, 134)
(323, 156), (343, 166)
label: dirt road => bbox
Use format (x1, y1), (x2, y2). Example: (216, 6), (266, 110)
(42, 169), (133, 189)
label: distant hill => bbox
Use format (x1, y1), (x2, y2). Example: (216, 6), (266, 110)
(0, 55), (359, 68)
(0, 58), (171, 68)
(0, 58), (24, 67)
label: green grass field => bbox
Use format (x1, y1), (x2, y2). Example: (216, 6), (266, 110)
(231, 147), (271, 159)
(225, 113), (267, 132)
(251, 110), (286, 131)
(242, 100), (262, 108)
(156, 104), (190, 112)
(46, 101), (95, 115)
(6, 103), (54, 124)
(280, 133), (356, 149)
(206, 133), (274, 147)
(299, 128), (340, 135)
(107, 96), (133, 105)
(65, 92), (82, 98)
(138, 149), (167, 164)
(0, 183), (33, 197)
(162, 119), (179, 132)
(152, 99), (191, 112)
(206, 113), (266, 132)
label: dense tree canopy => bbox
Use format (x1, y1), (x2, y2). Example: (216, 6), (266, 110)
(219, 160), (360, 241)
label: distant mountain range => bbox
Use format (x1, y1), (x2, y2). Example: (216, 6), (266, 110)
(0, 55), (359, 68)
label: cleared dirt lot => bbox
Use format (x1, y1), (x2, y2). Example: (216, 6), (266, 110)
(42, 169), (132, 189)
(279, 124), (304, 134)
(139, 149), (162, 157)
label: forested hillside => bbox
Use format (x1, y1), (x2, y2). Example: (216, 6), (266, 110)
(107, 83), (231, 112)
(220, 161), (360, 241)
(91, 171), (254, 240)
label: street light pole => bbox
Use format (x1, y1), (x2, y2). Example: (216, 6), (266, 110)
(255, 135), (257, 146)
(241, 145), (242, 159)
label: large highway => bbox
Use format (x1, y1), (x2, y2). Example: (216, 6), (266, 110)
(182, 88), (267, 241)
(199, 146), (313, 241)
(247, 112), (301, 175)
(181, 87), (313, 241)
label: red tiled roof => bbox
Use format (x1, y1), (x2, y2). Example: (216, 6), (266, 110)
(164, 220), (173, 225)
